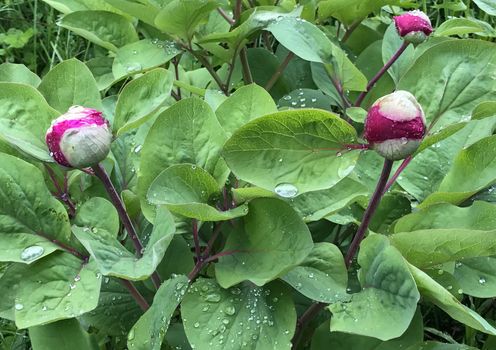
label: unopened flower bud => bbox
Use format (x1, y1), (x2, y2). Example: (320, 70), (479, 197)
(364, 91), (426, 160)
(46, 106), (112, 168)
(394, 10), (433, 44)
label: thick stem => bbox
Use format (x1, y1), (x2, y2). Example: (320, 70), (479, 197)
(384, 156), (412, 193)
(240, 47), (253, 84)
(292, 159), (393, 349)
(344, 158), (394, 267)
(92, 164), (162, 290)
(354, 41), (410, 107)
(265, 51), (294, 91)
(120, 279), (150, 311)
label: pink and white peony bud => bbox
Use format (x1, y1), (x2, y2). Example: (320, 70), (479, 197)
(394, 10), (433, 44)
(364, 91), (426, 160)
(46, 106), (112, 168)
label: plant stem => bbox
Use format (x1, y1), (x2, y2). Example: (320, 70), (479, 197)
(217, 7), (235, 25)
(383, 155), (412, 193)
(172, 57), (182, 99)
(44, 165), (76, 218)
(239, 47), (253, 84)
(265, 51), (294, 91)
(344, 158), (393, 266)
(192, 220), (201, 261)
(186, 46), (228, 94)
(354, 41), (410, 107)
(341, 20), (361, 43)
(330, 76), (351, 109)
(92, 164), (162, 290)
(120, 279), (150, 311)
(292, 158), (393, 349)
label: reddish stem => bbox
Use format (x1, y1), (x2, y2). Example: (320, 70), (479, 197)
(192, 220), (201, 261)
(120, 279), (149, 311)
(384, 155), (412, 193)
(354, 41), (410, 107)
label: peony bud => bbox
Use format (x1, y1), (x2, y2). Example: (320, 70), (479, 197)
(394, 10), (433, 44)
(364, 91), (426, 160)
(46, 106), (112, 168)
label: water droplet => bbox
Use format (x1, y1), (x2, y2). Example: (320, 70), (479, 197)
(205, 293), (221, 303)
(15, 303), (23, 311)
(128, 329), (135, 341)
(132, 50), (138, 54)
(400, 137), (408, 145)
(134, 145), (142, 153)
(194, 322), (200, 328)
(283, 95), (291, 101)
(274, 183), (298, 198)
(126, 63), (142, 73)
(457, 289), (464, 294)
(225, 306), (236, 315)
(479, 277), (486, 284)
(20, 245), (44, 262)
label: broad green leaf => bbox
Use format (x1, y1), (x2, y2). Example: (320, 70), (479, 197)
(0, 83), (58, 161)
(29, 319), (97, 350)
(473, 0), (496, 15)
(223, 109), (359, 195)
(147, 164), (248, 221)
(369, 194), (411, 233)
(128, 275), (188, 350)
(318, 0), (398, 25)
(105, 0), (159, 25)
(409, 263), (496, 335)
(407, 342), (478, 350)
(310, 62), (343, 106)
(453, 257), (496, 298)
(397, 116), (496, 201)
(311, 309), (423, 350)
(435, 18), (484, 37)
(472, 101), (496, 120)
(414, 122), (467, 154)
(382, 23), (415, 84)
(114, 68), (173, 135)
(0, 63), (40, 87)
(282, 243), (349, 303)
(215, 198), (313, 288)
(0, 153), (72, 263)
(82, 276), (141, 336)
(216, 84), (277, 136)
(278, 88), (337, 111)
(13, 253), (101, 329)
(267, 17), (367, 91)
(112, 39), (181, 81)
(156, 236), (194, 280)
(421, 135), (496, 207)
(86, 56), (115, 91)
(329, 235), (420, 341)
(138, 98), (228, 221)
(73, 197), (119, 237)
(72, 206), (175, 280)
(59, 11), (138, 52)
(291, 177), (368, 222)
(398, 40), (496, 130)
(42, 0), (127, 15)
(154, 0), (220, 41)
(38, 58), (102, 113)
(181, 278), (296, 350)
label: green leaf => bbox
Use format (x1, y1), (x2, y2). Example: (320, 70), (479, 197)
(154, 0), (220, 41)
(38, 58), (102, 113)
(435, 18), (484, 37)
(42, 0), (128, 15)
(181, 278), (296, 350)
(128, 275), (188, 350)
(398, 40), (496, 130)
(73, 197), (119, 237)
(329, 235), (420, 341)
(311, 309), (423, 350)
(0, 83), (58, 161)
(414, 122), (467, 155)
(59, 11), (138, 52)
(0, 63), (40, 87)
(137, 98), (228, 221)
(267, 17), (367, 91)
(216, 84), (277, 136)
(382, 23), (415, 84)
(472, 101), (496, 120)
(407, 342), (478, 350)
(473, 0), (496, 15)
(421, 135), (496, 207)
(112, 39), (181, 81)
(29, 319), (97, 350)
(72, 206), (175, 280)
(114, 68), (173, 135)
(215, 198), (313, 288)
(291, 177), (368, 222)
(81, 276), (141, 336)
(12, 253), (101, 329)
(105, 0), (159, 25)
(222, 109), (359, 196)
(408, 263), (496, 335)
(86, 56), (115, 91)
(0, 153), (72, 264)
(453, 257), (496, 298)
(282, 243), (349, 303)
(147, 164), (248, 221)
(318, 0), (398, 25)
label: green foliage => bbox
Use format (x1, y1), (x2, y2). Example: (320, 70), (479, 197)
(2, 0), (496, 349)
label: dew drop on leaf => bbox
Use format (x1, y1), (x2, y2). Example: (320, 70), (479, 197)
(274, 183), (298, 198)
(20, 245), (44, 262)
